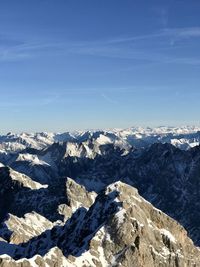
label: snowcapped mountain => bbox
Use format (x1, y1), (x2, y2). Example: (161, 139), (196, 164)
(1, 126), (200, 266)
(4, 139), (200, 244)
(0, 180), (200, 267)
(1, 126), (200, 154)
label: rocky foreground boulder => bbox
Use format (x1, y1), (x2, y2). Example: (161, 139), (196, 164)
(0, 180), (200, 267)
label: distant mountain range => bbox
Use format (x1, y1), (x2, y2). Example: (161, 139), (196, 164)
(0, 126), (200, 266)
(1, 126), (200, 153)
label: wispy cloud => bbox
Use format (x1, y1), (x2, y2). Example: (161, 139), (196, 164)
(165, 27), (200, 38)
(64, 27), (200, 66)
(78, 27), (200, 45)
(152, 6), (169, 28)
(0, 92), (61, 109)
(0, 34), (61, 61)
(101, 93), (118, 104)
(1, 26), (200, 64)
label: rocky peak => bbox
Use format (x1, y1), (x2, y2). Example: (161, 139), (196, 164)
(0, 166), (47, 190)
(67, 181), (200, 267)
(58, 177), (97, 221)
(66, 177), (97, 210)
(0, 181), (200, 266)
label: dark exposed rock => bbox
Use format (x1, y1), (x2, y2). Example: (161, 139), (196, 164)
(0, 181), (200, 267)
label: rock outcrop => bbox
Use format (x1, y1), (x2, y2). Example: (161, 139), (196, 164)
(0, 181), (199, 267)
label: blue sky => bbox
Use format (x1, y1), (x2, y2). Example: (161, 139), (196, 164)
(0, 0), (200, 133)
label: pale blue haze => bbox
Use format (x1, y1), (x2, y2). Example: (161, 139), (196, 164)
(0, 0), (200, 133)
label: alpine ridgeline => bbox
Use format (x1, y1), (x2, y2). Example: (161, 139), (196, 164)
(0, 126), (200, 266)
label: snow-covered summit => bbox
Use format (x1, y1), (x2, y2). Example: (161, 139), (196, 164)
(0, 180), (199, 267)
(1, 126), (200, 154)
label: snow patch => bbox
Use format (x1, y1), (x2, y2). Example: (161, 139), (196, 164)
(160, 229), (176, 243)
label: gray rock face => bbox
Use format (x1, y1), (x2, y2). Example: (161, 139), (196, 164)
(0, 181), (199, 267)
(58, 177), (97, 221)
(16, 141), (200, 246)
(1, 128), (200, 266)
(1, 212), (54, 244)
